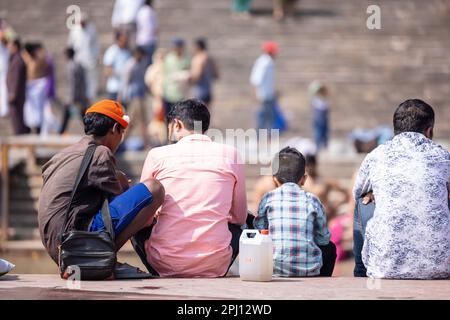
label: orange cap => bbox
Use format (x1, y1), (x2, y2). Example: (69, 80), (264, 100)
(85, 99), (130, 129)
(262, 41), (279, 55)
(261, 229), (269, 235)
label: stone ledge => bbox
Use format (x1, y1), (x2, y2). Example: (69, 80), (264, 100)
(0, 274), (449, 300)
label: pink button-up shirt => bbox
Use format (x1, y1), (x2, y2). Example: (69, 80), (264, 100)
(140, 134), (247, 277)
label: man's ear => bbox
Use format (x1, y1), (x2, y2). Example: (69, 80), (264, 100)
(299, 174), (307, 186)
(112, 123), (121, 134)
(424, 127), (433, 140)
(272, 176), (282, 188)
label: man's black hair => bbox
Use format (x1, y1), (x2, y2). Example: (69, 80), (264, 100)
(83, 112), (122, 137)
(11, 38), (21, 50)
(133, 46), (146, 56)
(24, 42), (42, 58)
(273, 146), (306, 184)
(195, 38), (207, 51)
(145, 0), (153, 6)
(167, 99), (210, 133)
(65, 47), (75, 60)
(305, 154), (317, 167)
(393, 99), (435, 135)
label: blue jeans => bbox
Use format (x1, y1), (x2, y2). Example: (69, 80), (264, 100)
(90, 183), (153, 236)
(353, 198), (375, 277)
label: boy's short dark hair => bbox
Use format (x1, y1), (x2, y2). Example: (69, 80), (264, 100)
(273, 147), (306, 184)
(83, 112), (122, 137)
(167, 99), (210, 133)
(393, 99), (435, 135)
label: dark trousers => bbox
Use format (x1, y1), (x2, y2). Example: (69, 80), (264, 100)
(131, 219), (246, 277)
(9, 103), (30, 135)
(318, 241), (337, 277)
(353, 198), (375, 277)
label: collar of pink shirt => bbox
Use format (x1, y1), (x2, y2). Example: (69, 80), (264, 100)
(177, 133), (211, 144)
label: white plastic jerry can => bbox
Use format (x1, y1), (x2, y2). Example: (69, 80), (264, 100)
(239, 229), (273, 281)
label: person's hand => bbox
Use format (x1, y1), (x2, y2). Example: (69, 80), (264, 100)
(362, 192), (375, 205)
(117, 170), (130, 191)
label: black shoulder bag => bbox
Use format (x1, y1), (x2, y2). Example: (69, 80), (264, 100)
(58, 144), (117, 280)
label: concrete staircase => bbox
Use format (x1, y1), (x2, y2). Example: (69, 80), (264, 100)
(1, 0), (450, 239)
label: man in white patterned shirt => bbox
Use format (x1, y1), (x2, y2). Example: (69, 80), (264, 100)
(353, 99), (450, 279)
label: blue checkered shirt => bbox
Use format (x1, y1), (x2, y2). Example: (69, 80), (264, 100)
(254, 182), (331, 277)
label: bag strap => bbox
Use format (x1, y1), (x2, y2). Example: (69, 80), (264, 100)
(60, 144), (97, 239)
(100, 198), (115, 242)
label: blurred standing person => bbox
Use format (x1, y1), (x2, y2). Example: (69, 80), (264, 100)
(250, 41), (278, 131)
(59, 47), (88, 134)
(111, 0), (144, 46)
(22, 42), (49, 133)
(136, 0), (158, 67)
(190, 38), (219, 108)
(162, 38), (190, 117)
(67, 12), (100, 101)
(231, 0), (252, 19)
(103, 31), (131, 102)
(0, 20), (9, 118)
(309, 80), (330, 150)
(145, 48), (166, 145)
(6, 38), (29, 134)
(273, 0), (298, 21)
(120, 46), (149, 148)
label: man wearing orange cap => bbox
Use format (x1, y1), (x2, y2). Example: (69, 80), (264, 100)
(250, 41), (279, 131)
(38, 99), (164, 278)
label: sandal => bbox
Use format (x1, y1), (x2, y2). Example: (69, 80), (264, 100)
(114, 262), (155, 279)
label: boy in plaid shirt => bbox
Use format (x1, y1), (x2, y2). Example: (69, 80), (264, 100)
(254, 147), (336, 277)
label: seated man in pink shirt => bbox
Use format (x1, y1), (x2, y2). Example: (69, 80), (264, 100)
(133, 99), (248, 277)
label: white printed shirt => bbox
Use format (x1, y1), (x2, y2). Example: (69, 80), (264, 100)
(353, 132), (450, 279)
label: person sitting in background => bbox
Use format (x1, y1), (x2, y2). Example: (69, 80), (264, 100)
(353, 99), (450, 279)
(135, 99), (248, 277)
(231, 0), (252, 19)
(273, 0), (299, 21)
(103, 31), (131, 102)
(59, 47), (88, 134)
(120, 46), (149, 149)
(254, 146), (336, 277)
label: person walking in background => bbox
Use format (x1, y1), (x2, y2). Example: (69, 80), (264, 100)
(59, 47), (88, 134)
(22, 42), (49, 133)
(120, 46), (149, 149)
(67, 12), (100, 101)
(309, 80), (330, 150)
(6, 37), (29, 135)
(145, 48), (166, 145)
(103, 31), (132, 102)
(0, 20), (10, 118)
(136, 0), (158, 67)
(162, 38), (190, 116)
(111, 0), (144, 46)
(250, 41), (278, 131)
(190, 38), (219, 108)
(273, 0), (299, 21)
(231, 0), (252, 19)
